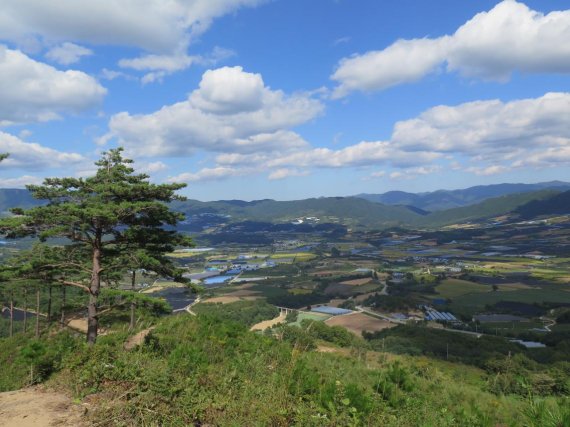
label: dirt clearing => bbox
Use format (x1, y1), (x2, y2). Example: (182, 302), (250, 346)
(0, 387), (86, 427)
(250, 312), (286, 331)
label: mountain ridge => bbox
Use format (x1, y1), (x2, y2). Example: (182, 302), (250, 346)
(355, 181), (570, 212)
(1, 183), (568, 229)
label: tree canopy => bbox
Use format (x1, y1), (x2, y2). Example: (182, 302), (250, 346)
(0, 148), (192, 344)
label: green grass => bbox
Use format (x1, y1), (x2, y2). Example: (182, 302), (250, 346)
(290, 311), (331, 326)
(1, 311), (569, 426)
(435, 279), (491, 299)
(478, 321), (546, 332)
(450, 288), (570, 316)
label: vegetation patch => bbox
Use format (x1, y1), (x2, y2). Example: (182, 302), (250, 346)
(435, 278), (490, 299)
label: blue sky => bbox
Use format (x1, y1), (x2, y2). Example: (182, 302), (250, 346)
(0, 0), (569, 200)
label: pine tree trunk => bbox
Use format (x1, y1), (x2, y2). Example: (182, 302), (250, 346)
(9, 296), (14, 337)
(129, 270), (136, 330)
(87, 232), (102, 345)
(23, 286), (28, 333)
(60, 285), (66, 329)
(47, 284), (52, 323)
(35, 286), (40, 338)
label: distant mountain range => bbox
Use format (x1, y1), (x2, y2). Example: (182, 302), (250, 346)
(355, 181), (570, 212)
(0, 189), (42, 213)
(1, 182), (569, 230)
(173, 189), (568, 229)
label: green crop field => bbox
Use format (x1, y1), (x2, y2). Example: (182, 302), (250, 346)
(435, 279), (490, 298)
(450, 288), (570, 316)
(290, 311), (331, 326)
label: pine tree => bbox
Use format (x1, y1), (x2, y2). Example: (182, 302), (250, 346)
(0, 148), (191, 344)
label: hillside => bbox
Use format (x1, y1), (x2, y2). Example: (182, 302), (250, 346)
(173, 197), (423, 229)
(356, 181), (570, 212)
(175, 190), (563, 230)
(0, 186), (565, 231)
(418, 190), (562, 227)
(515, 190), (570, 219)
(1, 313), (568, 426)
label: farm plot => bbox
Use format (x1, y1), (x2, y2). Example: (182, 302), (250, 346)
(203, 296), (260, 304)
(324, 282), (381, 297)
(435, 279), (490, 299)
(340, 278), (372, 286)
(325, 312), (396, 336)
(290, 311), (331, 326)
(451, 288), (570, 316)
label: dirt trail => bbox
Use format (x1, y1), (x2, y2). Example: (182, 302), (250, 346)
(124, 327), (155, 350)
(0, 387), (86, 427)
(250, 312), (286, 331)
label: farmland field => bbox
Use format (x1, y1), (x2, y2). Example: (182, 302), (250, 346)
(450, 288), (570, 316)
(340, 278), (372, 286)
(290, 311), (331, 326)
(435, 279), (490, 299)
(325, 312), (396, 336)
(270, 252), (316, 262)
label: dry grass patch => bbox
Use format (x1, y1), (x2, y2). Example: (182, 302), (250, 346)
(203, 296), (260, 304)
(224, 289), (262, 298)
(250, 312), (286, 331)
(340, 278), (372, 286)
(498, 282), (535, 291)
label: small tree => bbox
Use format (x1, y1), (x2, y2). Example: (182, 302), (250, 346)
(0, 244), (68, 337)
(0, 148), (191, 344)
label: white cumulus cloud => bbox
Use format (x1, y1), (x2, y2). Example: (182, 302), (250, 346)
(106, 66), (324, 157)
(332, 1), (570, 96)
(0, 175), (44, 188)
(190, 92), (570, 182)
(0, 131), (86, 170)
(0, 45), (106, 125)
(391, 92), (570, 158)
(0, 0), (265, 53)
(168, 166), (251, 183)
(0, 0), (265, 80)
(45, 42), (93, 65)
(268, 168), (309, 180)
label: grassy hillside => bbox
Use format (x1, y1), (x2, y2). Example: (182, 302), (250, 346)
(1, 313), (569, 426)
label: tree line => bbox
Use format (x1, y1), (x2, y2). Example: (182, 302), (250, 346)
(0, 149), (192, 344)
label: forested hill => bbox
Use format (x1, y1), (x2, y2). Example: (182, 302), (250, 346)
(172, 197), (422, 229)
(355, 181), (570, 212)
(173, 189), (564, 229)
(0, 186), (567, 230)
(0, 189), (41, 214)
(417, 189), (562, 227)
(515, 190), (570, 219)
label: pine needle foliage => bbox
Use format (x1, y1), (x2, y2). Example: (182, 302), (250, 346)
(0, 148), (191, 344)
